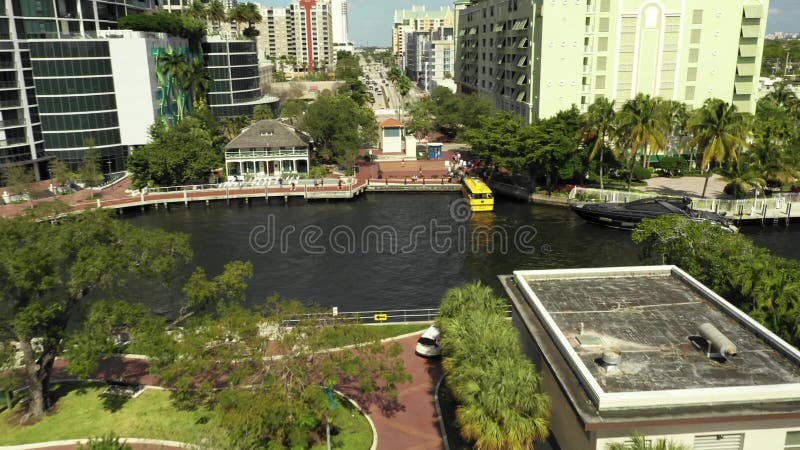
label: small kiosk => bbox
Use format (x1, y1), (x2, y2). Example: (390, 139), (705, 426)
(427, 143), (444, 160)
(379, 118), (404, 153)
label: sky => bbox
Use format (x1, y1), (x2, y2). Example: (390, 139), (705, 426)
(256, 0), (800, 47)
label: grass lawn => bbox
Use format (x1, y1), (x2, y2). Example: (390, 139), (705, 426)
(0, 383), (211, 445)
(0, 384), (374, 448)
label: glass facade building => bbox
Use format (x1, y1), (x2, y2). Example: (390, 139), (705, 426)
(0, 6), (46, 181)
(29, 39), (124, 171)
(202, 39), (276, 118)
(0, 0), (154, 179)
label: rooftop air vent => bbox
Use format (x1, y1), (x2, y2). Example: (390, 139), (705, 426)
(601, 350), (621, 373)
(698, 323), (737, 359)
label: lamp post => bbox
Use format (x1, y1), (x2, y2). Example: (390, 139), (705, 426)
(106, 161), (112, 173)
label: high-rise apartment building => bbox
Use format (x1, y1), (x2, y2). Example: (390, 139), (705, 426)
(1, 0), (156, 179)
(392, 6), (454, 65)
(289, 0), (333, 72)
(257, 6), (290, 61)
(329, 0), (348, 45)
(404, 27), (455, 92)
(455, 0), (769, 123)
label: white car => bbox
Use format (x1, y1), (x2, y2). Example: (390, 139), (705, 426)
(415, 326), (442, 357)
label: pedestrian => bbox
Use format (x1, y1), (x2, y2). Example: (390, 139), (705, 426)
(338, 179), (343, 190)
(291, 182), (296, 191)
(278, 177), (283, 187)
(313, 178), (319, 189)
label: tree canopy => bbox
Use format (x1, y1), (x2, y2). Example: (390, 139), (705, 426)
(128, 116), (222, 188)
(436, 283), (550, 450)
(300, 93), (376, 170)
(119, 11), (206, 49)
(0, 210), (193, 416)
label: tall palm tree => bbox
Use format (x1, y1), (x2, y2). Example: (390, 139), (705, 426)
(616, 94), (668, 190)
(185, 0), (208, 21)
(157, 49), (191, 121)
(766, 81), (798, 110)
(719, 156), (765, 199)
(228, 3), (262, 37)
(580, 97), (616, 190)
(207, 0), (226, 36)
(663, 100), (689, 157)
(186, 57), (213, 107)
(688, 98), (749, 198)
(606, 432), (690, 450)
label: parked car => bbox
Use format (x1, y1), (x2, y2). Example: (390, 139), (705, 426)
(415, 326), (441, 357)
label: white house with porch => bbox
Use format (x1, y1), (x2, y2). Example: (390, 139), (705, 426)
(224, 120), (311, 179)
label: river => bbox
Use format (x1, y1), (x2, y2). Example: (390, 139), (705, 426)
(122, 193), (800, 313)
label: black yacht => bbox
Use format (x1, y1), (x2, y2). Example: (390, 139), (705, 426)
(570, 197), (738, 233)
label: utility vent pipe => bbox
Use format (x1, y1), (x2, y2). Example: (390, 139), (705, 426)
(698, 323), (737, 356)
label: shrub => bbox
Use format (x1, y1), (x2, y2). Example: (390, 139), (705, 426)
(631, 164), (652, 181)
(77, 435), (132, 450)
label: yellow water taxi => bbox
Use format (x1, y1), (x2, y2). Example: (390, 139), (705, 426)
(462, 177), (494, 212)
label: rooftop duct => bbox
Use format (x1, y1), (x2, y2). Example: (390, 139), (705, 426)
(698, 323), (737, 357)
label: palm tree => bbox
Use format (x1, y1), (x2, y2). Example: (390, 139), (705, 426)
(185, 0), (208, 21)
(719, 156), (765, 199)
(688, 98), (749, 198)
(157, 49), (191, 121)
(207, 0), (226, 36)
(606, 432), (690, 450)
(766, 81), (798, 110)
(228, 3), (262, 37)
(616, 94), (668, 190)
(580, 97), (616, 190)
(186, 57), (213, 108)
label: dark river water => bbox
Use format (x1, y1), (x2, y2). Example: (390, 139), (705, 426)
(122, 193), (800, 314)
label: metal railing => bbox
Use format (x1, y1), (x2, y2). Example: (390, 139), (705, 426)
(282, 306), (513, 326)
(570, 187), (800, 216)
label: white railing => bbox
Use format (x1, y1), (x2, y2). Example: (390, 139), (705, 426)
(569, 187), (800, 217)
(225, 149), (309, 159)
(281, 306), (513, 326)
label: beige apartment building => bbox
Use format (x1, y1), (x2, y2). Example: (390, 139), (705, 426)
(455, 0), (769, 123)
(392, 6), (454, 64)
(256, 6), (291, 61)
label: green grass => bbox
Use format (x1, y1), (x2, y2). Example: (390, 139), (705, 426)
(0, 383), (211, 445)
(0, 384), (374, 449)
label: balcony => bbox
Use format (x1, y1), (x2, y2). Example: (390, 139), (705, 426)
(0, 81), (18, 89)
(0, 118), (25, 128)
(0, 137), (28, 147)
(0, 61), (15, 70)
(0, 100), (20, 108)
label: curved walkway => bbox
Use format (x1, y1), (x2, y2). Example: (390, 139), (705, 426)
(10, 333), (444, 450)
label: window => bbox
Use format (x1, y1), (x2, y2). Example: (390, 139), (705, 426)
(685, 86), (695, 100)
(692, 10), (703, 25)
(596, 56), (607, 71)
(595, 75), (606, 90)
(786, 431), (800, 449)
(599, 18), (609, 33)
(687, 67), (697, 82)
(690, 29), (701, 44)
(600, 0), (610, 13)
(689, 48), (699, 63)
(597, 37), (608, 52)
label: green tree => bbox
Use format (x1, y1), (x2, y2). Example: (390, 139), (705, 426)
(228, 3), (262, 38)
(616, 94), (668, 190)
(1, 165), (36, 197)
(219, 115), (251, 143)
(301, 93), (376, 170)
(688, 98), (750, 197)
(406, 98), (434, 139)
(140, 296), (410, 449)
(252, 104), (274, 121)
(750, 97), (800, 186)
(157, 49), (191, 121)
(580, 97), (617, 189)
(437, 283), (550, 450)
(464, 112), (526, 175)
(280, 99), (308, 125)
(526, 107), (586, 192)
(207, 0), (227, 35)
(49, 160), (72, 192)
(186, 57), (213, 108)
(606, 432), (690, 450)
(185, 0), (207, 21)
(128, 117), (222, 188)
(79, 144), (105, 188)
(0, 210), (193, 417)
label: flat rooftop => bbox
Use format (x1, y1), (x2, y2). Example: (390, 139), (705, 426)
(511, 266), (800, 411)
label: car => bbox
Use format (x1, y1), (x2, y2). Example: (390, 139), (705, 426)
(415, 325), (441, 357)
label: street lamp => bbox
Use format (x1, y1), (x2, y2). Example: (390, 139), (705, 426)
(106, 161), (112, 173)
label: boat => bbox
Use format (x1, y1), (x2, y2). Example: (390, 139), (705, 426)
(462, 177), (494, 212)
(570, 196), (738, 233)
